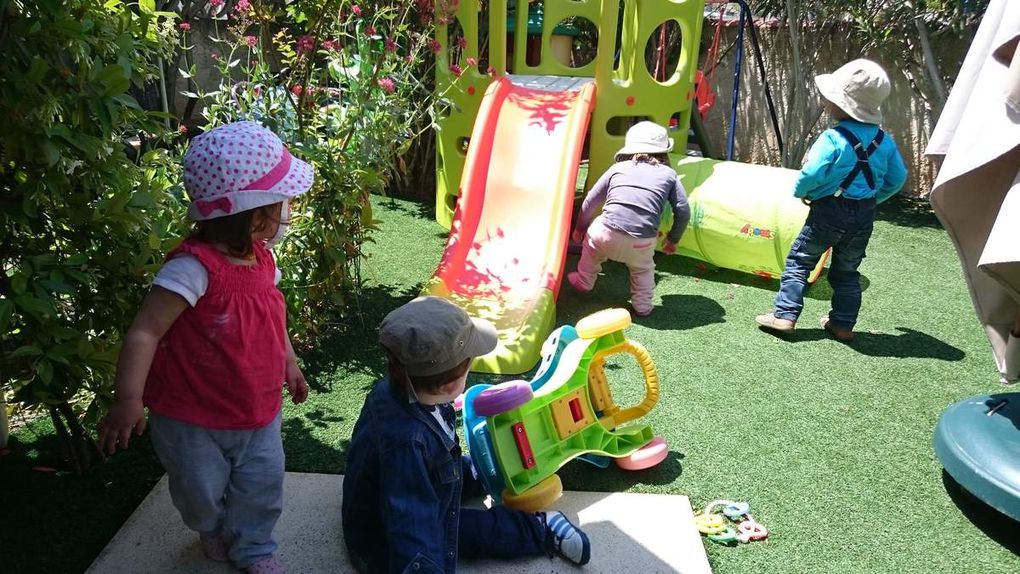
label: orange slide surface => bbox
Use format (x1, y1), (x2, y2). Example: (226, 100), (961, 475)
(424, 76), (596, 374)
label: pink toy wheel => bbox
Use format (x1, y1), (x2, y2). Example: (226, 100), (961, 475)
(615, 436), (668, 470)
(473, 381), (533, 417)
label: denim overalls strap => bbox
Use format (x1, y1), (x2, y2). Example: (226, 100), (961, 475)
(832, 125), (885, 194)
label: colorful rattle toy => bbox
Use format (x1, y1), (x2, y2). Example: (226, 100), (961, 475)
(697, 500), (769, 546)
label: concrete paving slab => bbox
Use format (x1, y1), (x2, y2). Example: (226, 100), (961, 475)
(88, 472), (711, 574)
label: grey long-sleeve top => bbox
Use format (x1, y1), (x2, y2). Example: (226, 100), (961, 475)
(575, 160), (690, 244)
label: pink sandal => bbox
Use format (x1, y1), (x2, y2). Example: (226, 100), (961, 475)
(247, 556), (285, 574)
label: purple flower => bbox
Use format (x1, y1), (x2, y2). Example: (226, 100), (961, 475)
(377, 77), (396, 93)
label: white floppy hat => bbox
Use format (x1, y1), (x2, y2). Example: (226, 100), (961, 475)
(814, 59), (891, 124)
(615, 121), (674, 160)
(182, 121), (315, 221)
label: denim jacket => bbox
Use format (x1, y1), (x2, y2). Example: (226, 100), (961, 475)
(342, 377), (463, 574)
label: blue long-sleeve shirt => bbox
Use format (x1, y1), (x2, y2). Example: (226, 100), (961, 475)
(793, 119), (908, 203)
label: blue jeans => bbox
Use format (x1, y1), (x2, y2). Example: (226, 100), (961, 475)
(774, 196), (876, 330)
(458, 459), (546, 561)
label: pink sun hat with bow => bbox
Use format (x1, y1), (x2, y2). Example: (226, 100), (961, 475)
(182, 121), (314, 221)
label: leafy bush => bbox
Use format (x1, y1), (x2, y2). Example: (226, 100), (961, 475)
(0, 0), (182, 473)
(179, 0), (445, 339)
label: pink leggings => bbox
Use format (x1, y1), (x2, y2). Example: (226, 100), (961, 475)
(574, 217), (657, 315)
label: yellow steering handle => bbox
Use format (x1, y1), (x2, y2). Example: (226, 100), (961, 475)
(589, 339), (660, 429)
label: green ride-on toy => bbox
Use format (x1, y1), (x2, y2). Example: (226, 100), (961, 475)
(459, 308), (669, 512)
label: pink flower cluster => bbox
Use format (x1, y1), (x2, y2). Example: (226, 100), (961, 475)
(323, 39), (342, 52)
(179, 22), (191, 31)
(296, 35), (316, 54)
(377, 78), (396, 93)
(236, 0), (251, 12)
(245, 35), (258, 48)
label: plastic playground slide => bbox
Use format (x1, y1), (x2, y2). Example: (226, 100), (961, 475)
(423, 75), (596, 374)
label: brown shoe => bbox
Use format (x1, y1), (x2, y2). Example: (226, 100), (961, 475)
(756, 313), (795, 333)
(820, 316), (854, 342)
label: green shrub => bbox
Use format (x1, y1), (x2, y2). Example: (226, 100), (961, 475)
(0, 0), (181, 473)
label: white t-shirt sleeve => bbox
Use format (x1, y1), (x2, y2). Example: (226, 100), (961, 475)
(152, 253), (283, 307)
(153, 255), (208, 306)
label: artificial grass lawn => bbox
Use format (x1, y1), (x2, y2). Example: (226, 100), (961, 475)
(3, 193), (1019, 573)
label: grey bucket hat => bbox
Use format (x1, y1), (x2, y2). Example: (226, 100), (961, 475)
(379, 296), (498, 377)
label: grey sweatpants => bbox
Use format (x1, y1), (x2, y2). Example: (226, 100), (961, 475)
(149, 411), (284, 568)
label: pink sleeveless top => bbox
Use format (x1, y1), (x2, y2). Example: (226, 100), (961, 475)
(143, 239), (287, 429)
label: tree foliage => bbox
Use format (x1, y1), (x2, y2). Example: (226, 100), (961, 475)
(0, 0), (182, 473)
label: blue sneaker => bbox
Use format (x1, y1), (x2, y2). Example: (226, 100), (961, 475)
(543, 511), (591, 565)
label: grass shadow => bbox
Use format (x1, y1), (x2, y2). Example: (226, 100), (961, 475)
(378, 194), (436, 221)
(875, 195), (942, 229)
(637, 294), (726, 331)
(283, 413), (350, 474)
(301, 283), (426, 393)
(758, 326), (966, 361)
(0, 421), (164, 574)
(558, 450), (685, 492)
(942, 470), (1020, 556)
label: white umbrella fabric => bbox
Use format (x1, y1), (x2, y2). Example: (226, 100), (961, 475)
(927, 0), (1020, 385)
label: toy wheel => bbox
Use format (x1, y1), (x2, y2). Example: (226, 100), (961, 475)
(473, 380), (533, 417)
(615, 436), (668, 470)
(576, 308), (631, 339)
(502, 474), (563, 512)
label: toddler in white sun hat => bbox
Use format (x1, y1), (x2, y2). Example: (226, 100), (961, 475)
(756, 59), (908, 342)
(99, 121), (313, 574)
(568, 121), (690, 317)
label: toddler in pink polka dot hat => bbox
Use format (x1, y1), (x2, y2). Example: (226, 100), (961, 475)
(184, 120), (314, 222)
(99, 121), (313, 574)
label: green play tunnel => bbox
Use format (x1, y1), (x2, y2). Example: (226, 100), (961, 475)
(660, 157), (828, 282)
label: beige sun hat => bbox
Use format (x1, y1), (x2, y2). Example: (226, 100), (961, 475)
(615, 121), (674, 160)
(814, 59), (892, 124)
(379, 296), (498, 377)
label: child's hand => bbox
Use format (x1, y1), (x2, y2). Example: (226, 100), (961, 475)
(98, 399), (147, 455)
(663, 241), (678, 255)
(571, 229), (584, 244)
(285, 359), (309, 404)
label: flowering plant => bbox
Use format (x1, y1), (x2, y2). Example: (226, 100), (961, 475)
(178, 0), (446, 338)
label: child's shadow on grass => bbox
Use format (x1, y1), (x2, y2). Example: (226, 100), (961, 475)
(760, 326), (966, 361)
(637, 294), (726, 331)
